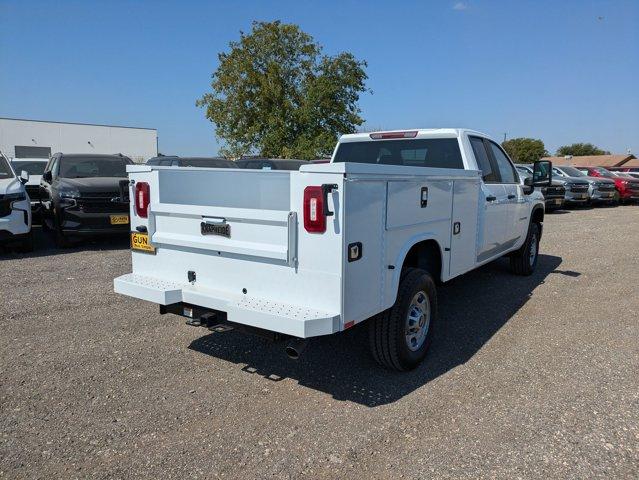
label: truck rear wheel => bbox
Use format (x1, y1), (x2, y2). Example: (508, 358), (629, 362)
(510, 222), (540, 276)
(368, 268), (437, 371)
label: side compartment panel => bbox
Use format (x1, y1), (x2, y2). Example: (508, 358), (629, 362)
(449, 179), (480, 277)
(343, 180), (386, 323)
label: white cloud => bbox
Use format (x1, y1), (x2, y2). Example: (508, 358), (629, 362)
(453, 2), (468, 10)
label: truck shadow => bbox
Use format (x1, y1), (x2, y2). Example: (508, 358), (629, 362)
(189, 253), (563, 407)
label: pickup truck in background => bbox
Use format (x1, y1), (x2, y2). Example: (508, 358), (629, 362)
(114, 129), (551, 371)
(576, 166), (639, 204)
(552, 165), (617, 205)
(0, 153), (33, 252)
(516, 165), (565, 211)
(10, 158), (48, 218)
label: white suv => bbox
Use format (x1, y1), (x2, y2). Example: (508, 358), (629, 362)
(0, 153), (33, 252)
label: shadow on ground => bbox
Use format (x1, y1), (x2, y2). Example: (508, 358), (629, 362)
(0, 225), (130, 259)
(189, 254), (564, 407)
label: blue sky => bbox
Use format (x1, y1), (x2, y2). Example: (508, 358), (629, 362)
(1, 0), (637, 156)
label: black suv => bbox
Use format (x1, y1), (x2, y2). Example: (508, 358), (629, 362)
(40, 153), (133, 247)
(146, 156), (238, 168)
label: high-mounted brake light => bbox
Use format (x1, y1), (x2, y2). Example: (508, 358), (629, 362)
(135, 182), (150, 218)
(303, 186), (326, 233)
(369, 131), (418, 140)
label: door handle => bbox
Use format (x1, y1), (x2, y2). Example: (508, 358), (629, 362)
(486, 195), (497, 202)
(507, 194), (516, 199)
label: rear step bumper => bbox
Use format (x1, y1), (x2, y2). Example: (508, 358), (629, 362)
(114, 273), (340, 338)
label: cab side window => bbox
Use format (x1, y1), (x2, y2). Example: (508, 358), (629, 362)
(469, 137), (497, 183)
(488, 141), (518, 184)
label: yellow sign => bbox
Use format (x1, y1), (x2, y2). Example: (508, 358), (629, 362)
(110, 214), (130, 225)
(131, 232), (156, 254)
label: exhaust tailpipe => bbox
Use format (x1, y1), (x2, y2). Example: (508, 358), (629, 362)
(285, 338), (308, 360)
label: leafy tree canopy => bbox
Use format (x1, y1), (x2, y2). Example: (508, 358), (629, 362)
(197, 21), (369, 159)
(556, 143), (610, 156)
(501, 137), (548, 164)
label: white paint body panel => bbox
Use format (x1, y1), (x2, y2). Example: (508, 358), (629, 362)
(114, 129), (545, 338)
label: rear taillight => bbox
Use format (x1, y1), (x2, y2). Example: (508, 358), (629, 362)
(135, 182), (150, 218)
(303, 186), (326, 233)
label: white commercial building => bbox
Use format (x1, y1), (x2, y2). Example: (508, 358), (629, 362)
(0, 117), (157, 163)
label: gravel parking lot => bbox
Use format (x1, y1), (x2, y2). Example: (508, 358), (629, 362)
(1, 205), (638, 479)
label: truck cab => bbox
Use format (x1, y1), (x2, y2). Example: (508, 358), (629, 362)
(114, 129), (550, 371)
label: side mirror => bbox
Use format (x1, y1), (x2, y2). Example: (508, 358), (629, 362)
(522, 177), (534, 195)
(19, 170), (30, 184)
(43, 170), (52, 182)
(532, 160), (552, 187)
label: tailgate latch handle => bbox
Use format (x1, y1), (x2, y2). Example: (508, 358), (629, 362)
(321, 184), (338, 217)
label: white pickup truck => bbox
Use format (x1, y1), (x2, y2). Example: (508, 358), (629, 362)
(114, 129), (551, 371)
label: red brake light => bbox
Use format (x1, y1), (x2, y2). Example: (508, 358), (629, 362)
(135, 182), (150, 218)
(369, 131), (418, 140)
(303, 186), (326, 233)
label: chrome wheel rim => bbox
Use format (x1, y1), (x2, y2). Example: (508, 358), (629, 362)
(405, 291), (430, 352)
(529, 232), (538, 267)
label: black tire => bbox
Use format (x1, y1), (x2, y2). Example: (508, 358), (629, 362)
(52, 214), (71, 248)
(612, 191), (620, 205)
(15, 231), (34, 253)
(510, 222), (540, 276)
(368, 268), (437, 371)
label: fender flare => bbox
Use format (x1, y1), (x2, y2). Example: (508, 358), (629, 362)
(386, 233), (444, 308)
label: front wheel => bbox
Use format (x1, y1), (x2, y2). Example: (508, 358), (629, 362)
(368, 268), (437, 371)
(510, 222), (540, 276)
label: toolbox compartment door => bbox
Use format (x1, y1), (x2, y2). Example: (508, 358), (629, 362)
(149, 168), (295, 263)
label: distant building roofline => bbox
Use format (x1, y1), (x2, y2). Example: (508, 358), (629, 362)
(0, 117), (157, 132)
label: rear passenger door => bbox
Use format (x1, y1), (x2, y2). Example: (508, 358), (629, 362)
(469, 136), (507, 261)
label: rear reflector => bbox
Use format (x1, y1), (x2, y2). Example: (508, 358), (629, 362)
(303, 186), (326, 233)
(369, 131), (418, 140)
(135, 182), (150, 218)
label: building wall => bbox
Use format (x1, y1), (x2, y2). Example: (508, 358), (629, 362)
(0, 118), (157, 163)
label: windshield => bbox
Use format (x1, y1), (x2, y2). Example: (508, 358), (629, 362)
(11, 160), (47, 176)
(58, 157), (129, 178)
(558, 166), (585, 177)
(0, 156), (14, 179)
(333, 138), (463, 169)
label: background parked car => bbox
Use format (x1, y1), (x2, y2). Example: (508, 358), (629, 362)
(607, 166), (639, 179)
(552, 165), (616, 205)
(40, 153), (133, 247)
(146, 156), (238, 168)
(516, 166), (565, 211)
(235, 158), (309, 170)
(0, 153), (33, 252)
(575, 166), (639, 204)
(10, 158), (48, 219)
(519, 164), (589, 206)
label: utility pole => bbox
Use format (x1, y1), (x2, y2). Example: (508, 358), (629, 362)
(503, 132), (507, 143)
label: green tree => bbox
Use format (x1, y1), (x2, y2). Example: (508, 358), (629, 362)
(556, 143), (610, 156)
(501, 137), (549, 164)
(197, 21), (369, 159)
